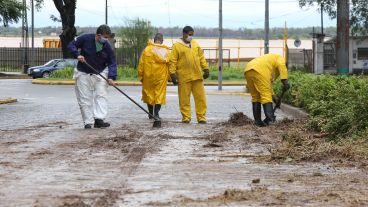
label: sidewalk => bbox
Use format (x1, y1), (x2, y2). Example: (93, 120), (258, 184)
(0, 72), (30, 79)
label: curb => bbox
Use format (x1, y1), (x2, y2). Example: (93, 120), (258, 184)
(32, 79), (246, 86)
(0, 73), (30, 79)
(280, 103), (309, 119)
(0, 98), (17, 104)
(207, 92), (250, 96)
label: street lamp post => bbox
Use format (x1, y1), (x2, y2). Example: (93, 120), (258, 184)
(218, 0), (223, 90)
(105, 0), (108, 25)
(31, 0), (34, 66)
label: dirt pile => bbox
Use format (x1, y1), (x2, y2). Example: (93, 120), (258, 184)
(227, 112), (253, 126)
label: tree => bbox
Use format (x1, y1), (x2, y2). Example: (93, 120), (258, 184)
(35, 0), (76, 58)
(0, 0), (24, 27)
(299, 0), (368, 36)
(52, 0), (76, 58)
(117, 18), (156, 68)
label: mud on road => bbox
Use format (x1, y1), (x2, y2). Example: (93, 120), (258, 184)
(0, 117), (368, 207)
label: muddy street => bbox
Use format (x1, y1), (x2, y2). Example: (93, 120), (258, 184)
(1, 80), (368, 206)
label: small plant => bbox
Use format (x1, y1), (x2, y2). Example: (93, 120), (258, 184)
(48, 67), (74, 79)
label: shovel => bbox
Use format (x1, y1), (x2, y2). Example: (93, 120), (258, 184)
(83, 62), (161, 128)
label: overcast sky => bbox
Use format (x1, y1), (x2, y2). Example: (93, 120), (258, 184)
(11, 0), (336, 28)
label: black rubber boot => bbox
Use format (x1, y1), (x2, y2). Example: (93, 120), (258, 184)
(252, 102), (266, 127)
(84, 124), (92, 129)
(94, 119), (110, 128)
(154, 104), (161, 119)
(147, 104), (154, 119)
(263, 102), (276, 125)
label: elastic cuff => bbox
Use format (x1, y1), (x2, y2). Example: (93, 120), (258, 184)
(108, 76), (116, 80)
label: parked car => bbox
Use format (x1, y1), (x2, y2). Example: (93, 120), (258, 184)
(28, 59), (77, 79)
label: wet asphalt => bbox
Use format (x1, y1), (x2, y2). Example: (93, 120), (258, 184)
(0, 79), (289, 130)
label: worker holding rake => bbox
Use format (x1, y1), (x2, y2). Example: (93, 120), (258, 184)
(244, 54), (290, 127)
(138, 33), (170, 120)
(68, 24), (117, 129)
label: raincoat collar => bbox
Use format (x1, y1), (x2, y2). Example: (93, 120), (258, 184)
(177, 38), (192, 48)
(148, 41), (170, 49)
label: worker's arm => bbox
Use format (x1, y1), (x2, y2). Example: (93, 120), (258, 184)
(105, 43), (117, 82)
(67, 35), (85, 59)
(276, 56), (288, 80)
(198, 46), (208, 70)
(168, 46), (178, 85)
(169, 45), (178, 75)
(276, 56), (290, 91)
(137, 49), (146, 82)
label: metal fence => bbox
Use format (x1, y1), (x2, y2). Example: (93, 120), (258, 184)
(0, 47), (63, 72)
(1, 46), (294, 72)
(287, 48), (313, 72)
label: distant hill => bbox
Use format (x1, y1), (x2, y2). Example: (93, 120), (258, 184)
(0, 26), (336, 39)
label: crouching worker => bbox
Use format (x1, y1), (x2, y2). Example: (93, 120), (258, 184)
(138, 33), (170, 120)
(67, 24), (117, 129)
(244, 54), (290, 127)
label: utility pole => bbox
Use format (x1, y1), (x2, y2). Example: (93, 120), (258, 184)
(105, 0), (108, 25)
(321, 3), (324, 35)
(336, 0), (349, 75)
(218, 0), (223, 90)
(22, 0), (29, 74)
(31, 0), (34, 66)
(264, 0), (269, 54)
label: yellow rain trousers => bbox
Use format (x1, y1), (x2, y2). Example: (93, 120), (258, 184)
(138, 42), (170, 105)
(169, 40), (208, 122)
(244, 54), (288, 104)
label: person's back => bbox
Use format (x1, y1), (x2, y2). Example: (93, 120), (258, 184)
(245, 54), (287, 81)
(138, 33), (170, 120)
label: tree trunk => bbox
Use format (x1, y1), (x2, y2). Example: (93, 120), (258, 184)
(336, 0), (349, 75)
(53, 0), (76, 59)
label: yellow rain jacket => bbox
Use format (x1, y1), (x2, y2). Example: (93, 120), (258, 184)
(138, 42), (170, 105)
(169, 40), (208, 83)
(244, 54), (288, 103)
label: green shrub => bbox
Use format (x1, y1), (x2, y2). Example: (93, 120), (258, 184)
(274, 71), (368, 139)
(49, 67), (74, 79)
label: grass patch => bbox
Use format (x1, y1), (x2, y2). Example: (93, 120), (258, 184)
(46, 66), (245, 82)
(208, 66), (244, 81)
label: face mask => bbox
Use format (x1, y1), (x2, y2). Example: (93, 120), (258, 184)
(99, 37), (108, 44)
(186, 36), (193, 42)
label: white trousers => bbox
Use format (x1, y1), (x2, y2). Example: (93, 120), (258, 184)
(74, 69), (109, 125)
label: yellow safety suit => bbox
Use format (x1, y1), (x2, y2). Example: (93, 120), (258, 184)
(169, 39), (208, 122)
(244, 54), (288, 104)
(138, 42), (170, 105)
